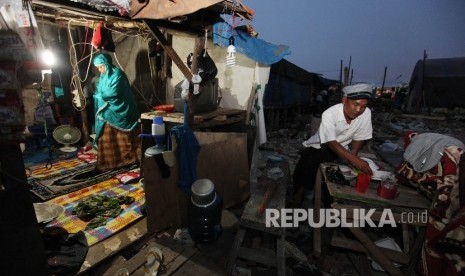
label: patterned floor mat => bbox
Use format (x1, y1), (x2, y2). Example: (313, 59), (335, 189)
(44, 173), (144, 246)
(28, 158), (137, 201)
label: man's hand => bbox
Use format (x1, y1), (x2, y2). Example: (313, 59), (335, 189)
(326, 140), (373, 175)
(350, 157), (373, 175)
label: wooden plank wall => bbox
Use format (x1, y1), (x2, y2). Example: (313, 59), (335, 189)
(143, 132), (249, 234)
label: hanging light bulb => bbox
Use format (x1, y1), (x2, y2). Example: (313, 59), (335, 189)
(226, 36), (236, 67)
(41, 48), (56, 67)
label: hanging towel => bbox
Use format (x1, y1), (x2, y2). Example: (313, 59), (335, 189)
(169, 103), (201, 194)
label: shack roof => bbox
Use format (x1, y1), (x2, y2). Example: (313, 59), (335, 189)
(31, 0), (253, 34)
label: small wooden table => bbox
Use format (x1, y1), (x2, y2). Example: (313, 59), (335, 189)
(226, 159), (289, 275)
(313, 163), (431, 275)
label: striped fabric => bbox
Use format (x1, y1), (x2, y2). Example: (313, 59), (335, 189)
(95, 123), (141, 171)
(28, 158), (92, 181)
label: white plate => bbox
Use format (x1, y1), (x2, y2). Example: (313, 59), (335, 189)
(360, 157), (379, 171)
(33, 203), (65, 223)
(372, 170), (393, 181)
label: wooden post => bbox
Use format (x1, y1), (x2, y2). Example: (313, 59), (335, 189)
(245, 84), (257, 125)
(339, 60), (344, 102)
(339, 60), (343, 86)
(144, 19), (209, 127)
(344, 66), (349, 86)
(183, 36), (205, 127)
(350, 68), (354, 85)
(143, 20), (192, 80)
(381, 66), (387, 97)
(415, 50), (428, 114)
(66, 32), (89, 143)
(347, 55), (352, 83)
(422, 50), (430, 114)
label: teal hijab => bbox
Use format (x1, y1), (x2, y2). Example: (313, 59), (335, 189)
(93, 53), (139, 143)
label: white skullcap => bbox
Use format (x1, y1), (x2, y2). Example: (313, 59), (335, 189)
(342, 84), (373, 99)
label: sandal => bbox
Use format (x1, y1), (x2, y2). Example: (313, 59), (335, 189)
(144, 247), (163, 276)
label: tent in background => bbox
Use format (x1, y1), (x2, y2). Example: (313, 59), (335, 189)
(406, 57), (465, 112)
(263, 59), (327, 108)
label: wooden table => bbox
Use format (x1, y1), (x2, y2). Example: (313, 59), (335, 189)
(313, 163), (431, 275)
(226, 159), (289, 275)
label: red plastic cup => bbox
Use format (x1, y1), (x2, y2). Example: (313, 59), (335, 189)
(356, 173), (371, 193)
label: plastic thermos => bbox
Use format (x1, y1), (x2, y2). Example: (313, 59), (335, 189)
(188, 179), (223, 243)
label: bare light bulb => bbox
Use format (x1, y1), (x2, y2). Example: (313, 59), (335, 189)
(226, 45), (236, 67)
(41, 49), (56, 67)
(226, 36), (236, 67)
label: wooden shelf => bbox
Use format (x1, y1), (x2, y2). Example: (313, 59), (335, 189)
(141, 107), (245, 129)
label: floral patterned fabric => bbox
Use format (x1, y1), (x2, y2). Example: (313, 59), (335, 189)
(396, 133), (465, 275)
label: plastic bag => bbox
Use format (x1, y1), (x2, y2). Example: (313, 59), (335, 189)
(187, 49), (218, 82)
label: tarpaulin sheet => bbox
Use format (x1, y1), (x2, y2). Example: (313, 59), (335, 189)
(213, 21), (291, 65)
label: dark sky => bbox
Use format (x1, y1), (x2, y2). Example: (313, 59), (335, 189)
(244, 0), (465, 86)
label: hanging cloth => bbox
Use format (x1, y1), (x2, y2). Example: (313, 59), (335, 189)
(169, 102), (200, 194)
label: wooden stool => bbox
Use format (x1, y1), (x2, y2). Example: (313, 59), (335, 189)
(226, 159), (289, 275)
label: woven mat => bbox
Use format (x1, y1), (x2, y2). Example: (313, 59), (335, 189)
(28, 157), (137, 201)
(45, 175), (144, 246)
(28, 158), (93, 180)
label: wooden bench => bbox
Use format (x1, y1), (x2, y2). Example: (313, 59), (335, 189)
(226, 159), (289, 275)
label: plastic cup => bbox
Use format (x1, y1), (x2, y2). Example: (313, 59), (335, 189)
(356, 173), (371, 193)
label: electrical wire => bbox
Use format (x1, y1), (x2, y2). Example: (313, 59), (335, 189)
(67, 19), (96, 112)
(52, 17), (157, 112)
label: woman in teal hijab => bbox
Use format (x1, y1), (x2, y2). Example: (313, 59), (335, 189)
(92, 53), (141, 170)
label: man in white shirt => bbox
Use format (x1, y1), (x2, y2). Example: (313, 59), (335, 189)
(292, 83), (374, 206)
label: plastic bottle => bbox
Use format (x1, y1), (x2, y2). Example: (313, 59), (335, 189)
(152, 116), (165, 147)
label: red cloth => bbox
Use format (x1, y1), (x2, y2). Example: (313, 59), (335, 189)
(403, 131), (417, 149)
(77, 145), (97, 164)
(91, 22), (103, 50)
(396, 139), (465, 275)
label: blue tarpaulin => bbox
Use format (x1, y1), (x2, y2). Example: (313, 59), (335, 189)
(212, 21), (291, 65)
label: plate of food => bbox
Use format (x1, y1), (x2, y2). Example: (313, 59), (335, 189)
(338, 165), (357, 181)
(33, 203), (65, 224)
